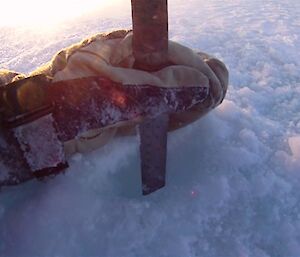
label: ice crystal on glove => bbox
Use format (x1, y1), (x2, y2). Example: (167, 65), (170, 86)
(13, 114), (65, 172)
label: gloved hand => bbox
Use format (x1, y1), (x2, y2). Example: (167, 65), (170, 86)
(0, 30), (228, 155)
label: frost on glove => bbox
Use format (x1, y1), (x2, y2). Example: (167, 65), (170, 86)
(0, 30), (228, 187)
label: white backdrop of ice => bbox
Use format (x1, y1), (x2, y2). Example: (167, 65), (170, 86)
(1, 0), (300, 256)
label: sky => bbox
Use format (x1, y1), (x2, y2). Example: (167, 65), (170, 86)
(0, 0), (300, 256)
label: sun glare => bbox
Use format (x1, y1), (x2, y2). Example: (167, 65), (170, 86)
(1, 0), (122, 28)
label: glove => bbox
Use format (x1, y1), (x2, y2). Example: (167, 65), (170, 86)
(1, 30), (228, 156)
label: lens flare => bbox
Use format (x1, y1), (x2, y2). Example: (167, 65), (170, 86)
(0, 0), (123, 28)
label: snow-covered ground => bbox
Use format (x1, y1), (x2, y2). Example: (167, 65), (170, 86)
(1, 0), (300, 256)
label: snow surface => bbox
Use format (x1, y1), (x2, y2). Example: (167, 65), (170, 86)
(1, 0), (300, 256)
